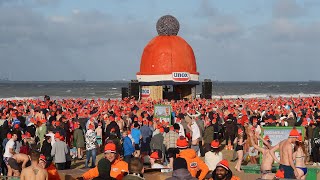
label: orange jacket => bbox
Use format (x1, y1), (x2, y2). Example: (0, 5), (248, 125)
(177, 149), (209, 180)
(82, 158), (128, 180)
(46, 163), (61, 180)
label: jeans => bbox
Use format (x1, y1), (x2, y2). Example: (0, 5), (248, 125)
(85, 149), (97, 168)
(55, 163), (65, 170)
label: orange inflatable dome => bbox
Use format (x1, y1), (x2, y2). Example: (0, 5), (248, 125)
(137, 15), (199, 84)
(137, 36), (199, 83)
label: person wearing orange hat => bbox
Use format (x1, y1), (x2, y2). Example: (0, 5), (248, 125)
(149, 151), (165, 168)
(150, 127), (165, 160)
(270, 127), (300, 179)
(176, 136), (209, 180)
(38, 154), (61, 180)
(234, 128), (246, 172)
(51, 132), (68, 170)
(247, 130), (274, 179)
(205, 140), (222, 171)
(82, 142), (128, 180)
(293, 134), (307, 179)
(211, 159), (240, 180)
(36, 119), (47, 147)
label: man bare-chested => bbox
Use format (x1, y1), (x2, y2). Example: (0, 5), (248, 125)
(20, 150), (48, 180)
(7, 153), (31, 176)
(270, 127), (300, 179)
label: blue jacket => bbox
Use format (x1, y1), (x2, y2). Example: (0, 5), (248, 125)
(123, 136), (135, 156)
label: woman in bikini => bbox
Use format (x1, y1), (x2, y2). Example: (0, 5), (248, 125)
(294, 135), (307, 180)
(234, 128), (246, 172)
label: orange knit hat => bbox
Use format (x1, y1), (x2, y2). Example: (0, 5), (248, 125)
(150, 151), (160, 159)
(289, 127), (300, 138)
(216, 159), (229, 171)
(176, 136), (188, 149)
(210, 140), (219, 148)
(104, 143), (116, 153)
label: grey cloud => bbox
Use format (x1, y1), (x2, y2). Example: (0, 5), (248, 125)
(273, 0), (306, 18)
(0, 3), (320, 81)
(195, 0), (217, 17)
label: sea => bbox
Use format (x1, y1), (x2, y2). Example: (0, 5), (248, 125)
(0, 81), (320, 100)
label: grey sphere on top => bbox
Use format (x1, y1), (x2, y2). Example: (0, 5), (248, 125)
(156, 15), (180, 36)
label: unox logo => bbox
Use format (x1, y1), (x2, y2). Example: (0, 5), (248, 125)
(190, 162), (198, 168)
(172, 72), (190, 82)
(141, 88), (150, 97)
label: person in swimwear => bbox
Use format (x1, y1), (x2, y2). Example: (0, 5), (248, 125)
(234, 129), (246, 172)
(270, 127), (299, 179)
(248, 131), (274, 180)
(294, 135), (307, 180)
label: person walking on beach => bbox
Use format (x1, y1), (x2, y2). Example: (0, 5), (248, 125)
(85, 124), (97, 168)
(270, 127), (300, 179)
(51, 133), (68, 170)
(73, 122), (85, 159)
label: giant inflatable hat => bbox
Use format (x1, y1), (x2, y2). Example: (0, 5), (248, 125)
(137, 15), (199, 84)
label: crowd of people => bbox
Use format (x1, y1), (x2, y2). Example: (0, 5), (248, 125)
(0, 95), (320, 180)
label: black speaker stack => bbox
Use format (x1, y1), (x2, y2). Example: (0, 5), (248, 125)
(128, 80), (140, 100)
(201, 79), (212, 99)
(121, 87), (129, 99)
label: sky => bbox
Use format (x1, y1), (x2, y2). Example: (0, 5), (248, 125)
(0, 0), (320, 81)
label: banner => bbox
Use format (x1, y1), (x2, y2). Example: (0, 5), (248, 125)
(260, 126), (305, 164)
(141, 87), (151, 98)
(154, 104), (171, 124)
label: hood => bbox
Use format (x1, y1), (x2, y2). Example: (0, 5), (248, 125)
(179, 149), (196, 159)
(172, 169), (195, 179)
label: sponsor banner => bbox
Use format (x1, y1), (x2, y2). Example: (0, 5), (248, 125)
(141, 87), (150, 97)
(154, 104), (172, 124)
(172, 72), (190, 82)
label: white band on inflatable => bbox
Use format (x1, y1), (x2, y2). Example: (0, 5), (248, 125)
(137, 74), (199, 82)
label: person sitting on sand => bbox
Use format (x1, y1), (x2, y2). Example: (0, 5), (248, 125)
(210, 159), (240, 180)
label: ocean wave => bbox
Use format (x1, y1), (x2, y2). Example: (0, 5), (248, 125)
(2, 93), (320, 101)
(210, 93), (320, 99)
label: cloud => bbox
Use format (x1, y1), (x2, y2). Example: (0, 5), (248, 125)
(0, 6), (154, 81)
(195, 0), (217, 17)
(273, 0), (306, 18)
(0, 1), (319, 81)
